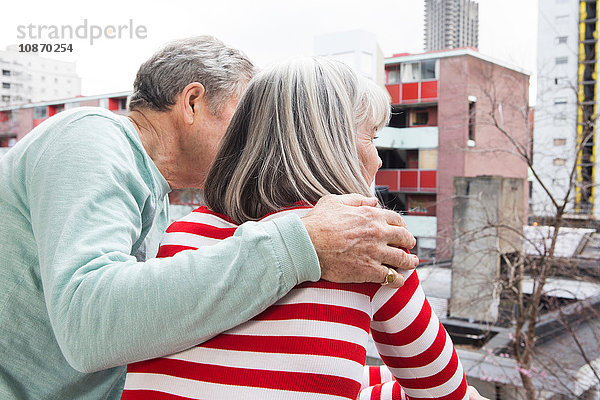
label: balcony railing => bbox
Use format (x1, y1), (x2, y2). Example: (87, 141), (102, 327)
(385, 81), (439, 105)
(402, 215), (437, 238)
(375, 169), (437, 193)
(374, 126), (438, 149)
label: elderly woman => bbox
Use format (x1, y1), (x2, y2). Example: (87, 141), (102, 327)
(122, 58), (471, 399)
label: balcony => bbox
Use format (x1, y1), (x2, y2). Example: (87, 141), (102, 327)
(0, 121), (16, 134)
(385, 81), (439, 105)
(374, 126), (438, 149)
(402, 215), (437, 238)
(375, 169), (437, 193)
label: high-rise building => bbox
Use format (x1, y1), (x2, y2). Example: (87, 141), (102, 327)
(424, 0), (479, 52)
(532, 0), (599, 220)
(0, 45), (81, 107)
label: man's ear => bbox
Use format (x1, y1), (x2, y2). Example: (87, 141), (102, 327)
(179, 82), (206, 125)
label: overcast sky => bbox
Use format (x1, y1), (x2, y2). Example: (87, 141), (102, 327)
(0, 0), (539, 100)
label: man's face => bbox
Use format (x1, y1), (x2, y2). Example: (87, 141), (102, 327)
(192, 93), (241, 187)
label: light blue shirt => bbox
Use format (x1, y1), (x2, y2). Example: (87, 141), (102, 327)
(0, 107), (320, 399)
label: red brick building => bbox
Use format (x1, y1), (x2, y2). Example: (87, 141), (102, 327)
(0, 91), (129, 147)
(376, 48), (530, 260)
(0, 92), (197, 216)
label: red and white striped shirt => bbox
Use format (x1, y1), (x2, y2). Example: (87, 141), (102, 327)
(122, 206), (468, 400)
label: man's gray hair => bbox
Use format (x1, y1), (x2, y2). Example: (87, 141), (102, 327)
(128, 36), (254, 114)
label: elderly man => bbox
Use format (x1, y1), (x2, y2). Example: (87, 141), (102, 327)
(0, 36), (418, 399)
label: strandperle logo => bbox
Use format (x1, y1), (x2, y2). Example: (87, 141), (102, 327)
(16, 19), (148, 45)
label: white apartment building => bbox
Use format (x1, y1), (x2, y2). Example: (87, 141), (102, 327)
(313, 30), (385, 86)
(532, 0), (600, 219)
(424, 0), (479, 52)
(0, 45), (81, 107)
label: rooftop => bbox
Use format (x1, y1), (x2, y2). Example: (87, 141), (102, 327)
(385, 47), (530, 76)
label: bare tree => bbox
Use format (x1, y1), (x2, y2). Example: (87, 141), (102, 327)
(446, 58), (600, 399)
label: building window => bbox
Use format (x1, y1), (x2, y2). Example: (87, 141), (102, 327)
(387, 65), (401, 84)
(555, 36), (568, 45)
(554, 76), (568, 85)
(555, 57), (568, 65)
(407, 194), (436, 216)
(401, 62), (420, 83)
(468, 100), (476, 143)
(33, 106), (47, 119)
(407, 150), (419, 169)
(2, 82), (10, 89)
(411, 110), (429, 126)
(554, 138), (567, 146)
(1, 95), (10, 102)
(1, 69), (10, 76)
(553, 158), (566, 166)
(421, 60), (436, 80)
(554, 97), (567, 105)
(389, 107), (408, 128)
(554, 113), (567, 124)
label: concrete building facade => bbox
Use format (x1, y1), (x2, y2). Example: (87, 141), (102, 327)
(313, 30), (385, 86)
(533, 0), (600, 220)
(379, 48), (530, 260)
(0, 45), (82, 107)
(0, 91), (128, 148)
(424, 0), (479, 52)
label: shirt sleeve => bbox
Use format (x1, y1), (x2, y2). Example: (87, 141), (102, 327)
(359, 365), (407, 400)
(370, 270), (469, 400)
(28, 116), (321, 373)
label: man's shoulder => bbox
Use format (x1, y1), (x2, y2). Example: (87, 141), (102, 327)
(48, 107), (134, 143)
(8, 107), (135, 159)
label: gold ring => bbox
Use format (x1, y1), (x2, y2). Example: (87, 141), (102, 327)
(382, 267), (396, 285)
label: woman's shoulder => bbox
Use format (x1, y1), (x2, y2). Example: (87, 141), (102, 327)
(259, 203), (314, 222)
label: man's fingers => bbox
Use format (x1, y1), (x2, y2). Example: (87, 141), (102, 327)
(380, 208), (408, 228)
(381, 246), (419, 270)
(382, 225), (416, 250)
(329, 193), (378, 207)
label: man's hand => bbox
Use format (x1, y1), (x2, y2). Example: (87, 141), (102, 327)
(301, 194), (418, 288)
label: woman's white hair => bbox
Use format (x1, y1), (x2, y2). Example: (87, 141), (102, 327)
(204, 57), (390, 223)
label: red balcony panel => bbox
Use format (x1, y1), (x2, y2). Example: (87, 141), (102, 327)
(401, 83), (419, 103)
(386, 84), (401, 105)
(33, 118), (47, 127)
(399, 170), (419, 191)
(108, 98), (119, 111)
(48, 104), (65, 117)
(420, 81), (438, 100)
(375, 169), (399, 191)
(420, 170), (437, 191)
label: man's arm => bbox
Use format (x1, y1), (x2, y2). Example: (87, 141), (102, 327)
(28, 120), (320, 373)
